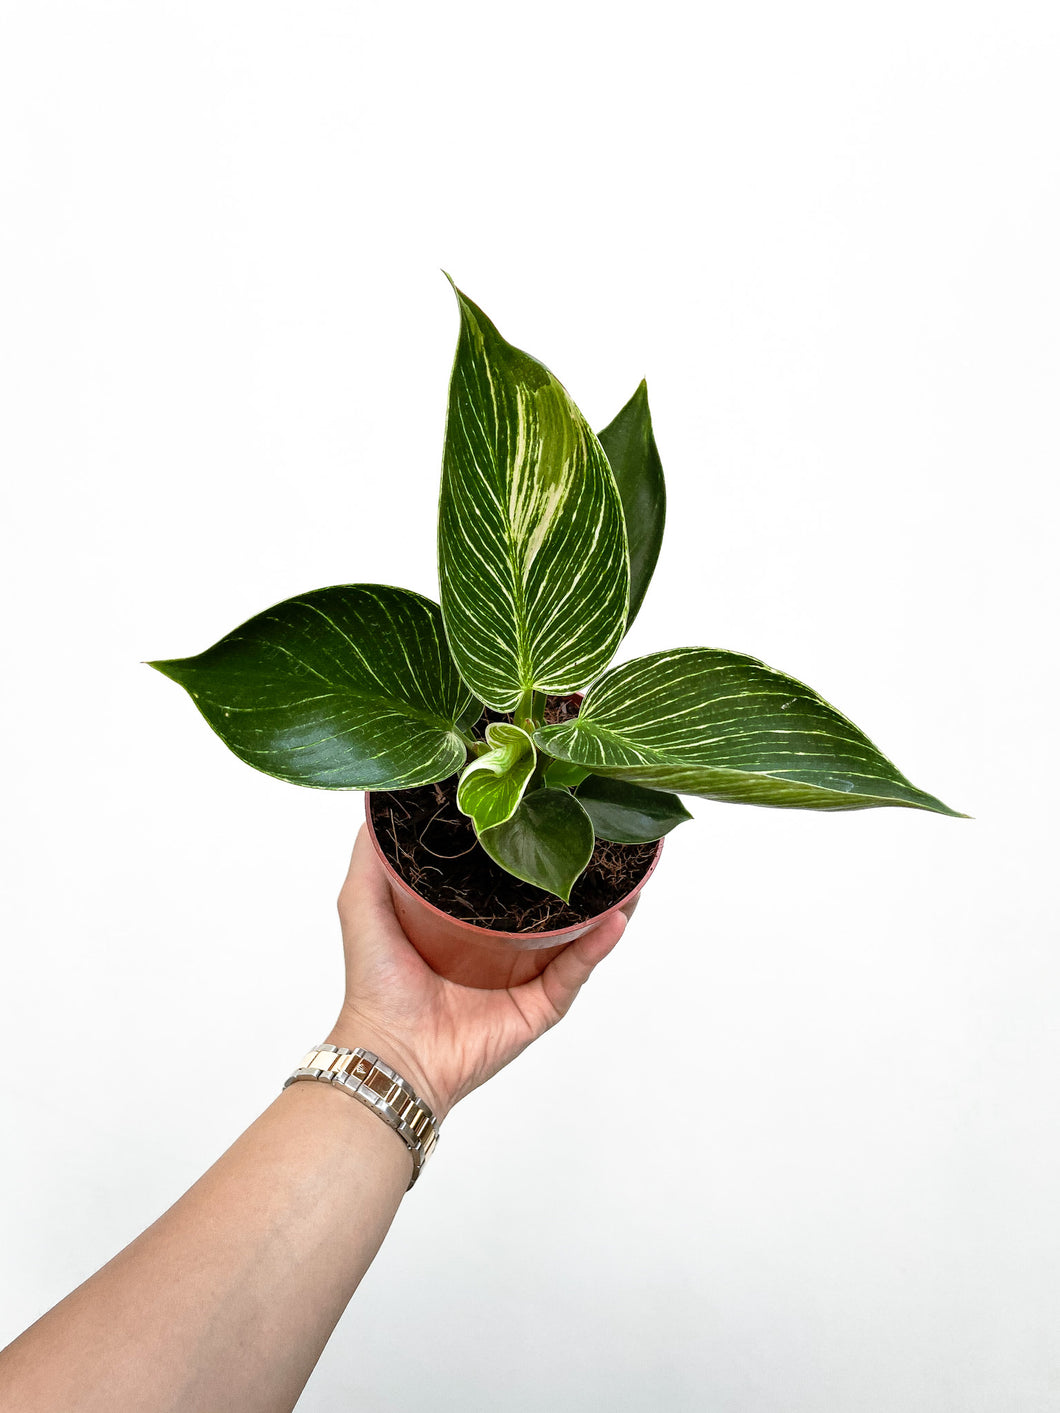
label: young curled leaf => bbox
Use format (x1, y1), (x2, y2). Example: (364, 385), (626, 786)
(479, 787), (595, 902)
(457, 722), (536, 833)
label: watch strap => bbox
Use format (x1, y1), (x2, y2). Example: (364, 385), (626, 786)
(284, 1044), (439, 1190)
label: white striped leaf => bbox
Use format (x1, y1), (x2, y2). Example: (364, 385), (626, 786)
(535, 648), (962, 815)
(150, 585), (477, 790)
(457, 722), (536, 833)
(479, 788), (596, 902)
(438, 286), (630, 711)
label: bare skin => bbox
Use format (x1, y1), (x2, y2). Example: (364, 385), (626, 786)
(0, 826), (626, 1413)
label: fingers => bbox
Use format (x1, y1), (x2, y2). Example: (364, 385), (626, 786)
(534, 909), (627, 1023)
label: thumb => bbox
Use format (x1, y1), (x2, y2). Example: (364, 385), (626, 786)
(339, 825), (399, 921)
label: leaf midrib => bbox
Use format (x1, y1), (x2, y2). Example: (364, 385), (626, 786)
(190, 673), (464, 737)
(562, 720), (918, 794)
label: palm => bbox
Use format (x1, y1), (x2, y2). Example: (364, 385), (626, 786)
(332, 828), (625, 1117)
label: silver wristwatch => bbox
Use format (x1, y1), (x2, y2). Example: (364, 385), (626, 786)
(284, 1044), (439, 1190)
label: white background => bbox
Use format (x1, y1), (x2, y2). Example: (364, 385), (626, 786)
(1, 3), (1057, 1409)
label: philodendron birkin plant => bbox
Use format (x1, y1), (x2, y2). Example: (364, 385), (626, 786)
(151, 282), (960, 911)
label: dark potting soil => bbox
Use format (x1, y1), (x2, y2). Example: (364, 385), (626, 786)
(369, 695), (658, 934)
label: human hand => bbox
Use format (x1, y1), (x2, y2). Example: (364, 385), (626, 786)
(325, 826), (626, 1121)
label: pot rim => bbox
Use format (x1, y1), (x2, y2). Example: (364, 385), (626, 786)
(364, 792), (664, 943)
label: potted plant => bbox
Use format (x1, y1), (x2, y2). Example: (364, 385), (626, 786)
(150, 281), (961, 987)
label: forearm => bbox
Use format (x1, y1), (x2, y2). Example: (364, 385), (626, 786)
(0, 828), (622, 1411)
(0, 1077), (410, 1413)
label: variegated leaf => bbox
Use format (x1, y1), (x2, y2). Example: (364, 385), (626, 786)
(536, 648), (962, 815)
(150, 585), (477, 790)
(597, 380), (665, 633)
(457, 722), (536, 832)
(438, 285), (630, 711)
(479, 787), (596, 902)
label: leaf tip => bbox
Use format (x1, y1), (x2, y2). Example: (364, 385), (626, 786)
(545, 870), (576, 904)
(911, 787), (969, 819)
(442, 270), (472, 316)
(146, 657), (178, 680)
(443, 278), (501, 347)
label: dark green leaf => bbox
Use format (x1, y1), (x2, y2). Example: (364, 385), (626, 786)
(456, 696), (484, 733)
(438, 283), (630, 711)
(575, 775), (691, 843)
(597, 380), (666, 633)
(536, 648), (963, 816)
(479, 787), (595, 901)
(150, 585), (475, 790)
(457, 722), (536, 832)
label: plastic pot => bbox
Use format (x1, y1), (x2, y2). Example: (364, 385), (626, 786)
(365, 794), (663, 990)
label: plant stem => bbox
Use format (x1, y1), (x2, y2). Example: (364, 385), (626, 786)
(527, 754), (550, 792)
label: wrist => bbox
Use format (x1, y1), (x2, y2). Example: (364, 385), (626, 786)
(281, 1067), (415, 1184)
(286, 1040), (439, 1190)
(325, 1008), (448, 1122)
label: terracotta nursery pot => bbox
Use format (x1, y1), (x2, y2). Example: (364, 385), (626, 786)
(365, 795), (663, 990)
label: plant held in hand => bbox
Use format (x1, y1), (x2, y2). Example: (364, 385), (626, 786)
(151, 282), (960, 905)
